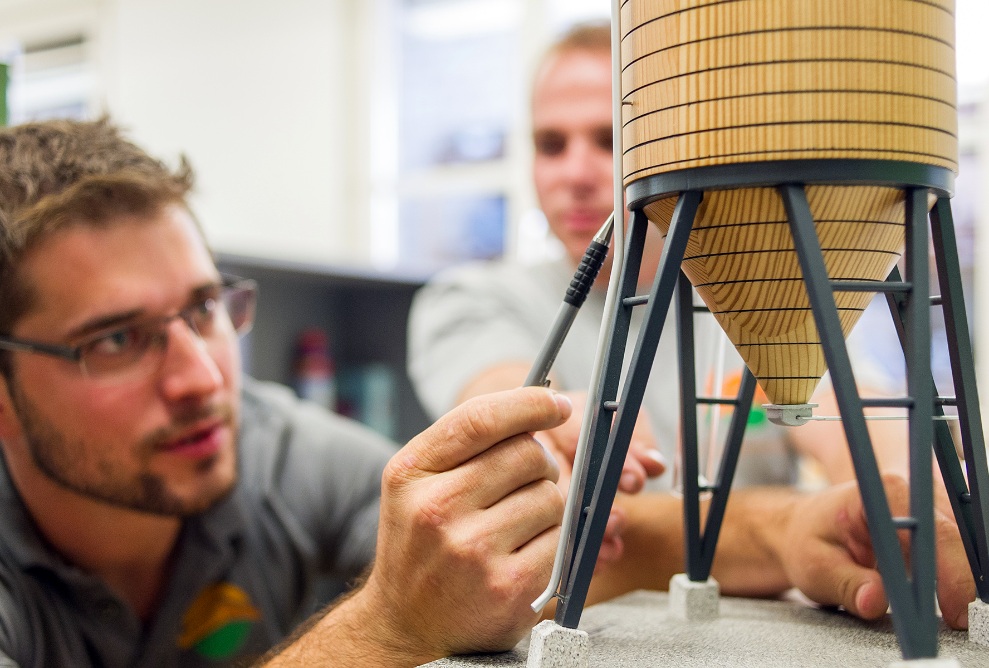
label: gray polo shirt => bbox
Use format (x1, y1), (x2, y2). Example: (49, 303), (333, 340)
(408, 257), (799, 490)
(409, 257), (896, 492)
(0, 378), (394, 667)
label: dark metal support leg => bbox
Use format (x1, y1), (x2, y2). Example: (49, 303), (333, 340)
(780, 183), (937, 659)
(904, 188), (938, 637)
(677, 274), (756, 580)
(677, 272), (703, 579)
(557, 209), (649, 599)
(556, 191), (702, 628)
(930, 198), (989, 598)
(884, 263), (987, 597)
(697, 368), (756, 576)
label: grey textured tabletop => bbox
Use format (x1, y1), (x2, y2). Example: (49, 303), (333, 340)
(423, 591), (988, 667)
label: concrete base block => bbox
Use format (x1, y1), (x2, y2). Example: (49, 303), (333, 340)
(888, 658), (962, 667)
(669, 573), (719, 621)
(969, 599), (989, 647)
(525, 620), (588, 668)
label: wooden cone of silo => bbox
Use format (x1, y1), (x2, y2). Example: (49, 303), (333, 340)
(621, 0), (957, 405)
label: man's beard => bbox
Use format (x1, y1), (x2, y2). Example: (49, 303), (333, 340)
(9, 382), (237, 516)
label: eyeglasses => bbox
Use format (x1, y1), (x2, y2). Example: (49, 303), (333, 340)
(0, 275), (257, 380)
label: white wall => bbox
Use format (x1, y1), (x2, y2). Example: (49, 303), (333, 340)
(103, 0), (365, 265)
(0, 0), (367, 265)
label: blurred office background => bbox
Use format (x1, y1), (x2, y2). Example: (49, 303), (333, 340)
(1, 0), (987, 439)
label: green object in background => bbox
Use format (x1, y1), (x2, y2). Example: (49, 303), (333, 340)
(0, 62), (7, 126)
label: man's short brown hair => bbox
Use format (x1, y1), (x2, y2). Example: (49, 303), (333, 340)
(0, 117), (196, 376)
(547, 20), (610, 57)
(532, 20), (611, 101)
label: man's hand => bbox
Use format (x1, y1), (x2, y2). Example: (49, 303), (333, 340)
(364, 387), (571, 661)
(536, 390), (665, 563)
(262, 387), (571, 667)
(539, 390), (665, 494)
(781, 475), (975, 629)
(456, 366), (665, 566)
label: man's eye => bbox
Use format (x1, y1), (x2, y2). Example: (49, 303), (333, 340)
(190, 298), (218, 327)
(593, 128), (613, 153)
(85, 328), (144, 356)
(534, 132), (566, 157)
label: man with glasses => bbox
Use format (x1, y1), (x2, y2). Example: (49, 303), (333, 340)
(0, 118), (569, 666)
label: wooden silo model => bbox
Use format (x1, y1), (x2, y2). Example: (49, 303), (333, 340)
(621, 0), (956, 405)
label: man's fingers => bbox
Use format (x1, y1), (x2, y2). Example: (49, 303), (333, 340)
(639, 448), (666, 478)
(934, 511), (976, 629)
(801, 549), (888, 621)
(597, 508), (627, 566)
(787, 483), (889, 622)
(850, 578), (890, 621)
(476, 479), (565, 554)
(878, 475), (975, 629)
(618, 413), (664, 493)
(618, 447), (666, 493)
(446, 433), (561, 510)
(508, 523), (564, 611)
(399, 388), (572, 476)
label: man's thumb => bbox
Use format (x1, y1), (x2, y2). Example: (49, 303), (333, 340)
(846, 575), (888, 621)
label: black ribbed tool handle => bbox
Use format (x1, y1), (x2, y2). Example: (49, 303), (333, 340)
(565, 241), (608, 308)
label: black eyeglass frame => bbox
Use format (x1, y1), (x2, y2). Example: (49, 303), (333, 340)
(0, 274), (257, 368)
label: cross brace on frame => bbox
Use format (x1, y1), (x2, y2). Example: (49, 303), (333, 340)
(552, 160), (989, 662)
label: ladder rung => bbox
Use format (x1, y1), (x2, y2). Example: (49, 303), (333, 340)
(697, 396), (740, 406)
(603, 401), (619, 412)
(623, 295), (649, 307)
(892, 517), (918, 530)
(861, 397), (914, 409)
(831, 280), (911, 293)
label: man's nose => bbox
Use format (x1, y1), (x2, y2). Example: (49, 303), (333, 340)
(560, 138), (600, 186)
(158, 319), (223, 401)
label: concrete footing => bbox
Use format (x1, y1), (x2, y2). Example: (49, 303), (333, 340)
(525, 620), (588, 668)
(669, 573), (719, 621)
(969, 599), (989, 647)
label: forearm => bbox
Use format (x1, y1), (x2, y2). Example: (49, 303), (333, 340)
(582, 493), (685, 605)
(258, 588), (433, 667)
(710, 487), (798, 597)
(589, 488), (798, 603)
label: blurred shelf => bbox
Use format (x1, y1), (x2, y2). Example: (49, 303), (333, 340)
(217, 252), (432, 446)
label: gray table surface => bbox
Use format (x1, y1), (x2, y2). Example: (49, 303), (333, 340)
(424, 590), (989, 667)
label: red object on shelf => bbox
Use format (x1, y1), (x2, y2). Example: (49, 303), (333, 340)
(293, 328), (336, 411)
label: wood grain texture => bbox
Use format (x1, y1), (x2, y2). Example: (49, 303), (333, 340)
(621, 0), (958, 182)
(619, 0), (954, 34)
(625, 0), (956, 404)
(623, 61), (956, 123)
(643, 186), (928, 404)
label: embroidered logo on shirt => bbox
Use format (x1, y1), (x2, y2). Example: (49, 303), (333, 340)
(178, 582), (261, 660)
